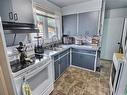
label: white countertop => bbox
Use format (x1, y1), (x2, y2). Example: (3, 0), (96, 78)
(60, 44), (99, 51)
(44, 44), (100, 57)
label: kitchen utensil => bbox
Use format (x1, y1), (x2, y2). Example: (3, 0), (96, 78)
(34, 36), (44, 60)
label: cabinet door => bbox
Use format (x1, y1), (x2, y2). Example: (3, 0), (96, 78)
(60, 54), (68, 75)
(72, 52), (95, 71)
(72, 52), (79, 66)
(78, 11), (99, 36)
(63, 14), (77, 36)
(0, 0), (14, 22)
(67, 52), (70, 67)
(54, 60), (60, 80)
(79, 53), (95, 70)
(11, 0), (34, 24)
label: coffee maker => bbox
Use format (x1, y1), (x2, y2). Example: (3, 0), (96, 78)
(34, 36), (44, 60)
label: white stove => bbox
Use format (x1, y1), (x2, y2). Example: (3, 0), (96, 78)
(7, 43), (54, 95)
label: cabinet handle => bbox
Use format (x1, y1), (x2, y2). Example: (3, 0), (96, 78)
(14, 13), (18, 21)
(9, 12), (13, 20)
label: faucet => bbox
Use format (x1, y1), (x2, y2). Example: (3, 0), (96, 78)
(51, 35), (58, 48)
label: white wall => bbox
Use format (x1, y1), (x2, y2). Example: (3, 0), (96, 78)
(62, 0), (102, 16)
(33, 0), (62, 39)
(101, 8), (127, 60)
(105, 8), (127, 18)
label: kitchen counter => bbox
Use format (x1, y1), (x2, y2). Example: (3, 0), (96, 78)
(44, 44), (100, 57)
(9, 44), (100, 78)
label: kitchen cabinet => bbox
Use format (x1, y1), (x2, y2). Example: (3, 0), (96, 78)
(53, 49), (70, 80)
(0, 0), (34, 24)
(0, 0), (13, 22)
(62, 14), (77, 36)
(67, 52), (70, 67)
(54, 56), (60, 80)
(72, 48), (96, 71)
(78, 11), (99, 36)
(60, 53), (68, 75)
(63, 11), (99, 36)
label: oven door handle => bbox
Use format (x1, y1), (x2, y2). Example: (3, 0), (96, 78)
(25, 61), (51, 80)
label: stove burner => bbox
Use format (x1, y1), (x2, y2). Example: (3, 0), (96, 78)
(10, 57), (35, 73)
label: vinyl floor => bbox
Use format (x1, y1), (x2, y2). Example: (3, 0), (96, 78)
(50, 60), (112, 95)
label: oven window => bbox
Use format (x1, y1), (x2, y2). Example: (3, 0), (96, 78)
(115, 63), (123, 92)
(27, 67), (49, 91)
(112, 63), (116, 86)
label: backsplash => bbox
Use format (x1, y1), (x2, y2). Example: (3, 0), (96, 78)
(4, 30), (30, 47)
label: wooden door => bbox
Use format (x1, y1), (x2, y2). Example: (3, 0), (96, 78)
(0, 18), (15, 95)
(0, 66), (9, 95)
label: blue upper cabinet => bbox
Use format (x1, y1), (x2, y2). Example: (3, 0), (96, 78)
(62, 14), (77, 36)
(62, 11), (99, 36)
(78, 11), (99, 36)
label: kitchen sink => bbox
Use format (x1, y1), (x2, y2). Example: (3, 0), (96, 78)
(53, 47), (64, 51)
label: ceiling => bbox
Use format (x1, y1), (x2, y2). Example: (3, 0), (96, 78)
(48, 0), (127, 9)
(48, 0), (91, 8)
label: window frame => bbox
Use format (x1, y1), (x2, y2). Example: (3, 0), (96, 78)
(32, 6), (59, 44)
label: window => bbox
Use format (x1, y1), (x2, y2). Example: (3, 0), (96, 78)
(47, 17), (57, 39)
(36, 15), (44, 34)
(31, 6), (58, 44)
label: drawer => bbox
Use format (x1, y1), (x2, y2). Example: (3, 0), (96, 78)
(72, 48), (96, 54)
(59, 49), (70, 57)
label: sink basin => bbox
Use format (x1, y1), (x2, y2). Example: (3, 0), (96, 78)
(48, 46), (64, 51)
(53, 47), (64, 51)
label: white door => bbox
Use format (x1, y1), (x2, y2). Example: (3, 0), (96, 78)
(101, 18), (124, 60)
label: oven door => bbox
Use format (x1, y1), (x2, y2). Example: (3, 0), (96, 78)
(26, 60), (53, 95)
(110, 62), (117, 95)
(111, 63), (116, 87)
(110, 62), (123, 95)
(113, 63), (123, 94)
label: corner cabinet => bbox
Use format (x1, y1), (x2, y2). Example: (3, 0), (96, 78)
(72, 48), (97, 71)
(53, 49), (70, 80)
(0, 0), (34, 24)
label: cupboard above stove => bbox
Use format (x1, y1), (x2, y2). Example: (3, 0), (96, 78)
(0, 0), (34, 24)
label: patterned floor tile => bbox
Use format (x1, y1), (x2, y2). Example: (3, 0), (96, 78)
(50, 60), (112, 95)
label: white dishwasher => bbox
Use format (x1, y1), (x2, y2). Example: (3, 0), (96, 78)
(13, 58), (54, 95)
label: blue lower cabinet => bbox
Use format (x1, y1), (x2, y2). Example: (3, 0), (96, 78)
(60, 54), (68, 75)
(54, 50), (70, 81)
(67, 52), (70, 67)
(72, 52), (80, 66)
(54, 60), (60, 80)
(80, 54), (95, 70)
(72, 52), (95, 71)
